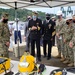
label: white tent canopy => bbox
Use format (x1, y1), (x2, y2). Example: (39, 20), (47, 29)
(0, 0), (75, 9)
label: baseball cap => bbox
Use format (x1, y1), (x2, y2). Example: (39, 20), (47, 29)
(57, 11), (62, 15)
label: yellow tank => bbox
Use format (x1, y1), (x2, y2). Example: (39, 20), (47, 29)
(18, 52), (35, 73)
(0, 57), (10, 74)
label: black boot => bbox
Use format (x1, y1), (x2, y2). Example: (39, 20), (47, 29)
(47, 57), (51, 60)
(43, 55), (46, 58)
(47, 54), (51, 60)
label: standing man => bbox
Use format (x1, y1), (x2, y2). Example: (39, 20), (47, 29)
(0, 13), (10, 58)
(24, 16), (31, 52)
(69, 32), (75, 67)
(58, 15), (74, 67)
(55, 11), (65, 60)
(69, 15), (75, 67)
(62, 15), (74, 67)
(51, 16), (56, 46)
(42, 13), (55, 60)
(28, 11), (42, 61)
(13, 18), (22, 44)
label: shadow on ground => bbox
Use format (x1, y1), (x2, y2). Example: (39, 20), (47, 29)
(9, 51), (68, 68)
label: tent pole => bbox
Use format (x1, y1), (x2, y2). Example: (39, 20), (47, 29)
(43, 0), (52, 8)
(15, 1), (20, 58)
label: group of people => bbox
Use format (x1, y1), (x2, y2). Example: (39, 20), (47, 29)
(0, 10), (75, 67)
(25, 11), (75, 67)
(24, 11), (55, 61)
(56, 11), (75, 67)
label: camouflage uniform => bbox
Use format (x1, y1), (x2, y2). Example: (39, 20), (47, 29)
(59, 22), (74, 63)
(0, 13), (10, 57)
(70, 29), (75, 66)
(64, 24), (74, 63)
(59, 25), (67, 58)
(71, 16), (75, 65)
(56, 18), (66, 57)
(72, 23), (75, 28)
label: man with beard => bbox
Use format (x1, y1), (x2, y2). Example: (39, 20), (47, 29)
(0, 13), (10, 58)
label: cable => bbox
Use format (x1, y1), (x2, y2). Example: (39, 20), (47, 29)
(10, 62), (14, 70)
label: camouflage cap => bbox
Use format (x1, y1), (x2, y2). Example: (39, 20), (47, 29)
(2, 13), (9, 19)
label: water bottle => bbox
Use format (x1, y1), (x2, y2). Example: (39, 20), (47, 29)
(62, 68), (67, 75)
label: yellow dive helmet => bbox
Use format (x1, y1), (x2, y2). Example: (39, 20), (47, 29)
(18, 52), (36, 73)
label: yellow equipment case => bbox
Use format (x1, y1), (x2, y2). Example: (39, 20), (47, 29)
(0, 57), (10, 74)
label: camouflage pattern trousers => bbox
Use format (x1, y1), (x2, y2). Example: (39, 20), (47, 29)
(0, 42), (9, 58)
(65, 42), (74, 63)
(57, 38), (65, 56)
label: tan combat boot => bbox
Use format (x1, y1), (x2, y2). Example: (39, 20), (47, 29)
(60, 57), (65, 62)
(55, 52), (61, 58)
(63, 60), (69, 64)
(67, 63), (74, 67)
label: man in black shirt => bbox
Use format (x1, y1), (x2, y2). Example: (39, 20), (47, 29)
(42, 13), (55, 60)
(28, 11), (42, 61)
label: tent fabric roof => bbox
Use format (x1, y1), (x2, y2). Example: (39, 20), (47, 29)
(0, 0), (75, 8)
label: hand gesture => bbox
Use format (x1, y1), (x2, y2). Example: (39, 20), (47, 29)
(6, 42), (10, 47)
(31, 26), (37, 30)
(56, 33), (59, 38)
(69, 42), (73, 48)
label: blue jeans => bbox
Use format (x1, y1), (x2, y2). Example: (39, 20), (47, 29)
(14, 31), (22, 44)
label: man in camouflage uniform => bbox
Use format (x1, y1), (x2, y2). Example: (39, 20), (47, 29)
(58, 23), (67, 62)
(0, 13), (10, 58)
(55, 11), (66, 61)
(61, 15), (74, 67)
(69, 15), (75, 67)
(58, 15), (74, 66)
(69, 33), (75, 67)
